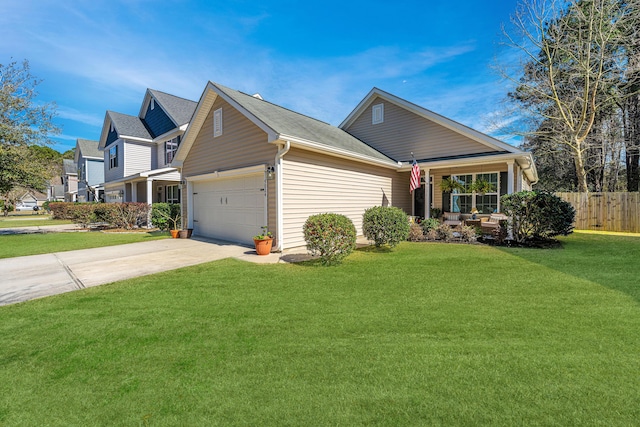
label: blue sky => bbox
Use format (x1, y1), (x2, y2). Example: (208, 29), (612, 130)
(1, 0), (521, 153)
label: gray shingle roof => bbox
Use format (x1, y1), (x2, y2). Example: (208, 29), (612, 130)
(108, 111), (152, 140)
(149, 89), (197, 126)
(213, 83), (395, 164)
(63, 159), (77, 175)
(76, 139), (101, 159)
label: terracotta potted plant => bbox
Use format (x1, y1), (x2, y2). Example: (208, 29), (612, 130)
(253, 226), (273, 255)
(152, 203), (181, 238)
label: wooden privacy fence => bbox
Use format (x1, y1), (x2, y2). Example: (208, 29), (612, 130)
(555, 192), (640, 233)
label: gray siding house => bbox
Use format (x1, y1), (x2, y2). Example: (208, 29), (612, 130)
(62, 159), (78, 202)
(98, 89), (197, 204)
(74, 139), (104, 202)
(173, 82), (537, 250)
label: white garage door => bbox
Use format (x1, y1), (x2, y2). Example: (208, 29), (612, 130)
(192, 173), (266, 245)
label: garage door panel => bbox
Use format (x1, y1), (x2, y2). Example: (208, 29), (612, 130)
(192, 174), (265, 245)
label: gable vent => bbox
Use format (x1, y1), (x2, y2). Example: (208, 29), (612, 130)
(372, 103), (384, 125)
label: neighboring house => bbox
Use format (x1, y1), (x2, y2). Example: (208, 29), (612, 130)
(97, 89), (197, 204)
(62, 159), (78, 202)
(172, 82), (538, 250)
(18, 190), (47, 208)
(47, 177), (64, 202)
(75, 139), (104, 202)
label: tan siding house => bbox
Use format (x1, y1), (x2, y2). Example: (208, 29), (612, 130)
(174, 82), (538, 250)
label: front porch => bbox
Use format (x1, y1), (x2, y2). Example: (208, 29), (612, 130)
(409, 157), (535, 219)
(103, 168), (181, 205)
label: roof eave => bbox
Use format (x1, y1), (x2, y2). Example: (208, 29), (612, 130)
(277, 134), (399, 169)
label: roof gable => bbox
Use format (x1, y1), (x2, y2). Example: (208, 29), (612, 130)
(74, 139), (101, 162)
(175, 82), (396, 167)
(340, 87), (524, 159)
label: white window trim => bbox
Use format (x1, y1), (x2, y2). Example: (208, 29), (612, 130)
(109, 145), (118, 169)
(450, 172), (501, 213)
(150, 99), (155, 110)
(213, 108), (223, 137)
(372, 103), (384, 125)
(164, 137), (179, 165)
(166, 184), (180, 204)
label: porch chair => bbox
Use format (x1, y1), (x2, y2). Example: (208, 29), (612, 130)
(442, 212), (463, 228)
(480, 213), (509, 236)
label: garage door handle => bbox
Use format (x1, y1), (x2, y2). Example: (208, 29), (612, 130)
(225, 197), (228, 204)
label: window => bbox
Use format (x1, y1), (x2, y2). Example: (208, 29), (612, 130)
(450, 174), (472, 213)
(213, 108), (223, 137)
(450, 172), (499, 214)
(475, 173), (499, 214)
(150, 98), (155, 110)
(166, 185), (180, 204)
(109, 145), (118, 169)
(164, 137), (179, 164)
(372, 103), (384, 124)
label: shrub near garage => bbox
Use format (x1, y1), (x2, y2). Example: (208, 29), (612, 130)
(362, 206), (410, 248)
(303, 213), (356, 265)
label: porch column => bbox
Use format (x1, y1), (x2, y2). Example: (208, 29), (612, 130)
(146, 178), (153, 228)
(424, 168), (430, 219)
(146, 178), (153, 205)
(507, 161), (514, 194)
(131, 183), (138, 202)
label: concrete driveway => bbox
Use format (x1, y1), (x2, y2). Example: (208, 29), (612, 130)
(0, 237), (289, 307)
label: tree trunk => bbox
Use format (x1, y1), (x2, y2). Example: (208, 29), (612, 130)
(573, 138), (589, 193)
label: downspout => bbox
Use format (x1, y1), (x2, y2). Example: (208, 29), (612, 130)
(274, 140), (290, 252)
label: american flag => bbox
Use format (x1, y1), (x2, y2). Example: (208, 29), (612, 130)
(410, 160), (420, 193)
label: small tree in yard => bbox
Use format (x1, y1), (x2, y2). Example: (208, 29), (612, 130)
(362, 206), (410, 248)
(151, 203), (181, 231)
(501, 191), (575, 243)
(303, 213), (356, 265)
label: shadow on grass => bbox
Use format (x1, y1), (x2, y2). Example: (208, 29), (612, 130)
(357, 245), (393, 253)
(495, 233), (640, 304)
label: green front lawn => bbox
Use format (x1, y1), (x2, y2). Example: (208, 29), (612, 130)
(1, 233), (638, 425)
(0, 216), (73, 228)
(0, 231), (169, 258)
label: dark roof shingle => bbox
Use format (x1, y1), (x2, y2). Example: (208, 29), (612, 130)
(108, 111), (152, 140)
(213, 83), (395, 164)
(149, 89), (197, 126)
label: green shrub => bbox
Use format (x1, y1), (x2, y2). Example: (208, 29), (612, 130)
(421, 217), (440, 234)
(151, 203), (181, 231)
(303, 213), (356, 265)
(430, 207), (442, 219)
(362, 206), (410, 248)
(408, 223), (424, 241)
(70, 204), (96, 228)
(49, 202), (75, 219)
(93, 203), (120, 224)
(501, 191), (575, 243)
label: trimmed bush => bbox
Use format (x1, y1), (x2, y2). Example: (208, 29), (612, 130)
(421, 217), (440, 234)
(501, 191), (575, 243)
(151, 203), (181, 231)
(408, 223), (424, 241)
(362, 206), (410, 248)
(303, 213), (356, 265)
(49, 202), (75, 219)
